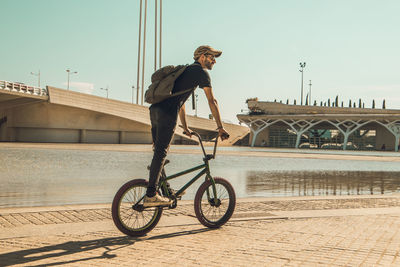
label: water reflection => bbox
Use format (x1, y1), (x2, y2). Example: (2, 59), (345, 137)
(246, 171), (400, 197)
(1, 146), (400, 207)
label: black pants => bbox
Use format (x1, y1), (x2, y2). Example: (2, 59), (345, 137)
(146, 105), (178, 197)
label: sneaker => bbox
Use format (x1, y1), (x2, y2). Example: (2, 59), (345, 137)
(143, 193), (172, 207)
(160, 182), (186, 197)
(168, 188), (186, 197)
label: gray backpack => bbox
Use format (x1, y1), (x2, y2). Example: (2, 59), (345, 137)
(145, 64), (192, 104)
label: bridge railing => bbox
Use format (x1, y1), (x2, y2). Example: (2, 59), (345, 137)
(0, 80), (47, 96)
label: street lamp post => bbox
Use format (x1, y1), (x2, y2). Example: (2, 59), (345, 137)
(132, 85), (138, 104)
(195, 93), (198, 117)
(100, 86), (109, 99)
(66, 69), (78, 90)
(30, 70), (40, 87)
(308, 80), (312, 105)
(299, 62), (306, 105)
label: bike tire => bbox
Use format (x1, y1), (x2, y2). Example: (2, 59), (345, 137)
(111, 179), (162, 237)
(194, 177), (236, 228)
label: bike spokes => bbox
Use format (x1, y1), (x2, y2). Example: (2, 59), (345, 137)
(112, 180), (162, 237)
(194, 178), (236, 228)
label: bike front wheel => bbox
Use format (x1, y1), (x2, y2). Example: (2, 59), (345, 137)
(194, 177), (236, 228)
(111, 179), (162, 237)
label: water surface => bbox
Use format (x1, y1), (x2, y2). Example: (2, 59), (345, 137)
(1, 146), (400, 207)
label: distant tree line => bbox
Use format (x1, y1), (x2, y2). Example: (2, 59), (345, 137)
(249, 96), (388, 109)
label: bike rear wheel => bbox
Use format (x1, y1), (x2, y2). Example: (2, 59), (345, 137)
(112, 179), (162, 237)
(194, 177), (236, 228)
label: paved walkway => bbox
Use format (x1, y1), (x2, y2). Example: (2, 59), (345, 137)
(1, 195), (400, 266)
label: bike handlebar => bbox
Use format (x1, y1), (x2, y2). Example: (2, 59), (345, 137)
(183, 129), (219, 159)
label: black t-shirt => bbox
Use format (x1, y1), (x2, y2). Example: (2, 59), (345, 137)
(152, 61), (211, 115)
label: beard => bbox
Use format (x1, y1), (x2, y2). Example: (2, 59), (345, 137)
(204, 60), (214, 70)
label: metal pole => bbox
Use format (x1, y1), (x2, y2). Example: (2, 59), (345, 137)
(66, 69), (77, 90)
(195, 94), (198, 117)
(159, 0), (162, 68)
(136, 0), (143, 105)
(100, 87), (109, 99)
(30, 70), (40, 87)
(301, 71), (303, 105)
(67, 70), (70, 90)
(141, 0), (147, 105)
(299, 62), (306, 105)
(154, 0), (157, 72)
(309, 80), (312, 105)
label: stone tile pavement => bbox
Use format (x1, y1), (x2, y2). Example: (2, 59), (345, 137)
(1, 195), (400, 266)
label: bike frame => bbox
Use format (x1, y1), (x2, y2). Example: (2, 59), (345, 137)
(160, 156), (214, 198)
(138, 131), (220, 207)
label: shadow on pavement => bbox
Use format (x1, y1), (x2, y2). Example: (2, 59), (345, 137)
(0, 228), (214, 266)
(147, 227), (215, 240)
(0, 236), (134, 267)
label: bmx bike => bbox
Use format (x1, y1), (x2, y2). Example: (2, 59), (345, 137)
(111, 130), (236, 237)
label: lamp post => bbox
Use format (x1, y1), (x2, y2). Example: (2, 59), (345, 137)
(30, 70), (40, 87)
(299, 62), (306, 105)
(308, 80), (312, 105)
(195, 93), (198, 117)
(132, 85), (139, 104)
(100, 86), (109, 99)
(66, 69), (78, 90)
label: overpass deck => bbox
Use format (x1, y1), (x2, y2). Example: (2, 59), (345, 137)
(1, 83), (248, 145)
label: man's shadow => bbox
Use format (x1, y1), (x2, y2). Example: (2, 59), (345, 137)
(0, 228), (213, 266)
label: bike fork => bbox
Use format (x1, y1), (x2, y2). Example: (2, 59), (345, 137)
(205, 175), (219, 205)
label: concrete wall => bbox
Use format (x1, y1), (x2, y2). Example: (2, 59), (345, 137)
(376, 125), (395, 151)
(0, 110), (7, 141)
(2, 101), (152, 143)
(250, 128), (270, 146)
(15, 127), (80, 143)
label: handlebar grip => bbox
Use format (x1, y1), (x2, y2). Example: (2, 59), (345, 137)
(183, 130), (196, 136)
(220, 133), (230, 140)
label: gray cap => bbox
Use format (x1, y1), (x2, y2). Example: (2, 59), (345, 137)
(193, 45), (222, 60)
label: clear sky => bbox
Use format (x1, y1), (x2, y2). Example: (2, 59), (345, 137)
(1, 0), (399, 124)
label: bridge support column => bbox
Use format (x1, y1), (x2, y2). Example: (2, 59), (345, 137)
(119, 131), (126, 144)
(0, 116), (7, 141)
(80, 129), (86, 143)
(284, 119), (320, 148)
(376, 120), (400, 152)
(328, 120), (369, 150)
(243, 119), (277, 147)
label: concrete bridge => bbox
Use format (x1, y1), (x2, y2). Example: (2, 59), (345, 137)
(0, 81), (249, 145)
(237, 101), (400, 151)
